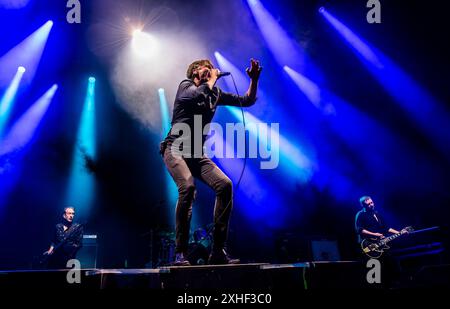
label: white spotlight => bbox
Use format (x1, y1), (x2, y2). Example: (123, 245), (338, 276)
(132, 28), (142, 37)
(131, 29), (159, 58)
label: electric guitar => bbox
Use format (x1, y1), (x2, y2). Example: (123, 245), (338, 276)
(361, 226), (413, 258)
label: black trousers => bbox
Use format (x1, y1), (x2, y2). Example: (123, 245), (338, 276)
(47, 247), (78, 269)
(162, 143), (233, 254)
(360, 253), (399, 288)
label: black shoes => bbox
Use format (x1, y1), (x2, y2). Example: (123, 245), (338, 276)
(208, 248), (240, 265)
(173, 252), (191, 266)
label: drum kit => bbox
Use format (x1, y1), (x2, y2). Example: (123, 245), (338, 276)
(157, 225), (213, 266)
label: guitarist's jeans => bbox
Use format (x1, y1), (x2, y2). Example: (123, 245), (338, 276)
(162, 143), (233, 255)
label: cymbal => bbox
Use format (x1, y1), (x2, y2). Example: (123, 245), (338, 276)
(158, 231), (175, 237)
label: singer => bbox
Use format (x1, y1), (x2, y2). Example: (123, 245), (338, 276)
(160, 59), (262, 265)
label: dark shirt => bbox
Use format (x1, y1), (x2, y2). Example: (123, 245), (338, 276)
(52, 222), (83, 257)
(164, 79), (256, 154)
(355, 209), (390, 243)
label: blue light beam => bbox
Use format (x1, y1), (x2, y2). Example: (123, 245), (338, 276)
(65, 77), (97, 220)
(320, 8), (450, 157)
(226, 107), (314, 184)
(0, 20), (53, 86)
(214, 51), (315, 185)
(0, 66), (26, 137)
(213, 138), (287, 227)
(0, 84), (57, 156)
(246, 0), (304, 69)
(283, 65), (336, 115)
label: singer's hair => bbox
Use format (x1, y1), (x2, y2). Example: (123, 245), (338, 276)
(63, 206), (75, 215)
(359, 196), (372, 208)
(186, 59), (214, 80)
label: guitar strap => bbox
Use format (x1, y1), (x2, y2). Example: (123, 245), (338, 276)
(52, 224), (82, 256)
(373, 213), (379, 223)
(62, 223), (81, 243)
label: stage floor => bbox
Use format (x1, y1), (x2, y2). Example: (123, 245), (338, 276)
(0, 261), (370, 289)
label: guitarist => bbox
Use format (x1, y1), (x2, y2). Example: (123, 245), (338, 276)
(355, 196), (399, 245)
(45, 207), (84, 269)
(355, 196), (404, 287)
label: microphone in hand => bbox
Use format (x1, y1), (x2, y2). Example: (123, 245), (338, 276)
(217, 70), (231, 78)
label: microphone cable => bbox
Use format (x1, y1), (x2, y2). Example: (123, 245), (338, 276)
(203, 72), (247, 250)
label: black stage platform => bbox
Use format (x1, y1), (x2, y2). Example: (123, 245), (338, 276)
(0, 261), (368, 289)
(1, 261), (449, 289)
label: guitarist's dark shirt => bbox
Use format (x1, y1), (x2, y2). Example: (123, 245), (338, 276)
(48, 223), (83, 268)
(355, 209), (389, 243)
(53, 223), (83, 250)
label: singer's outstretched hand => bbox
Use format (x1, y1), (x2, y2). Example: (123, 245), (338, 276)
(246, 58), (262, 81)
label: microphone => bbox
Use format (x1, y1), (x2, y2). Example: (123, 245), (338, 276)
(217, 70), (231, 78)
